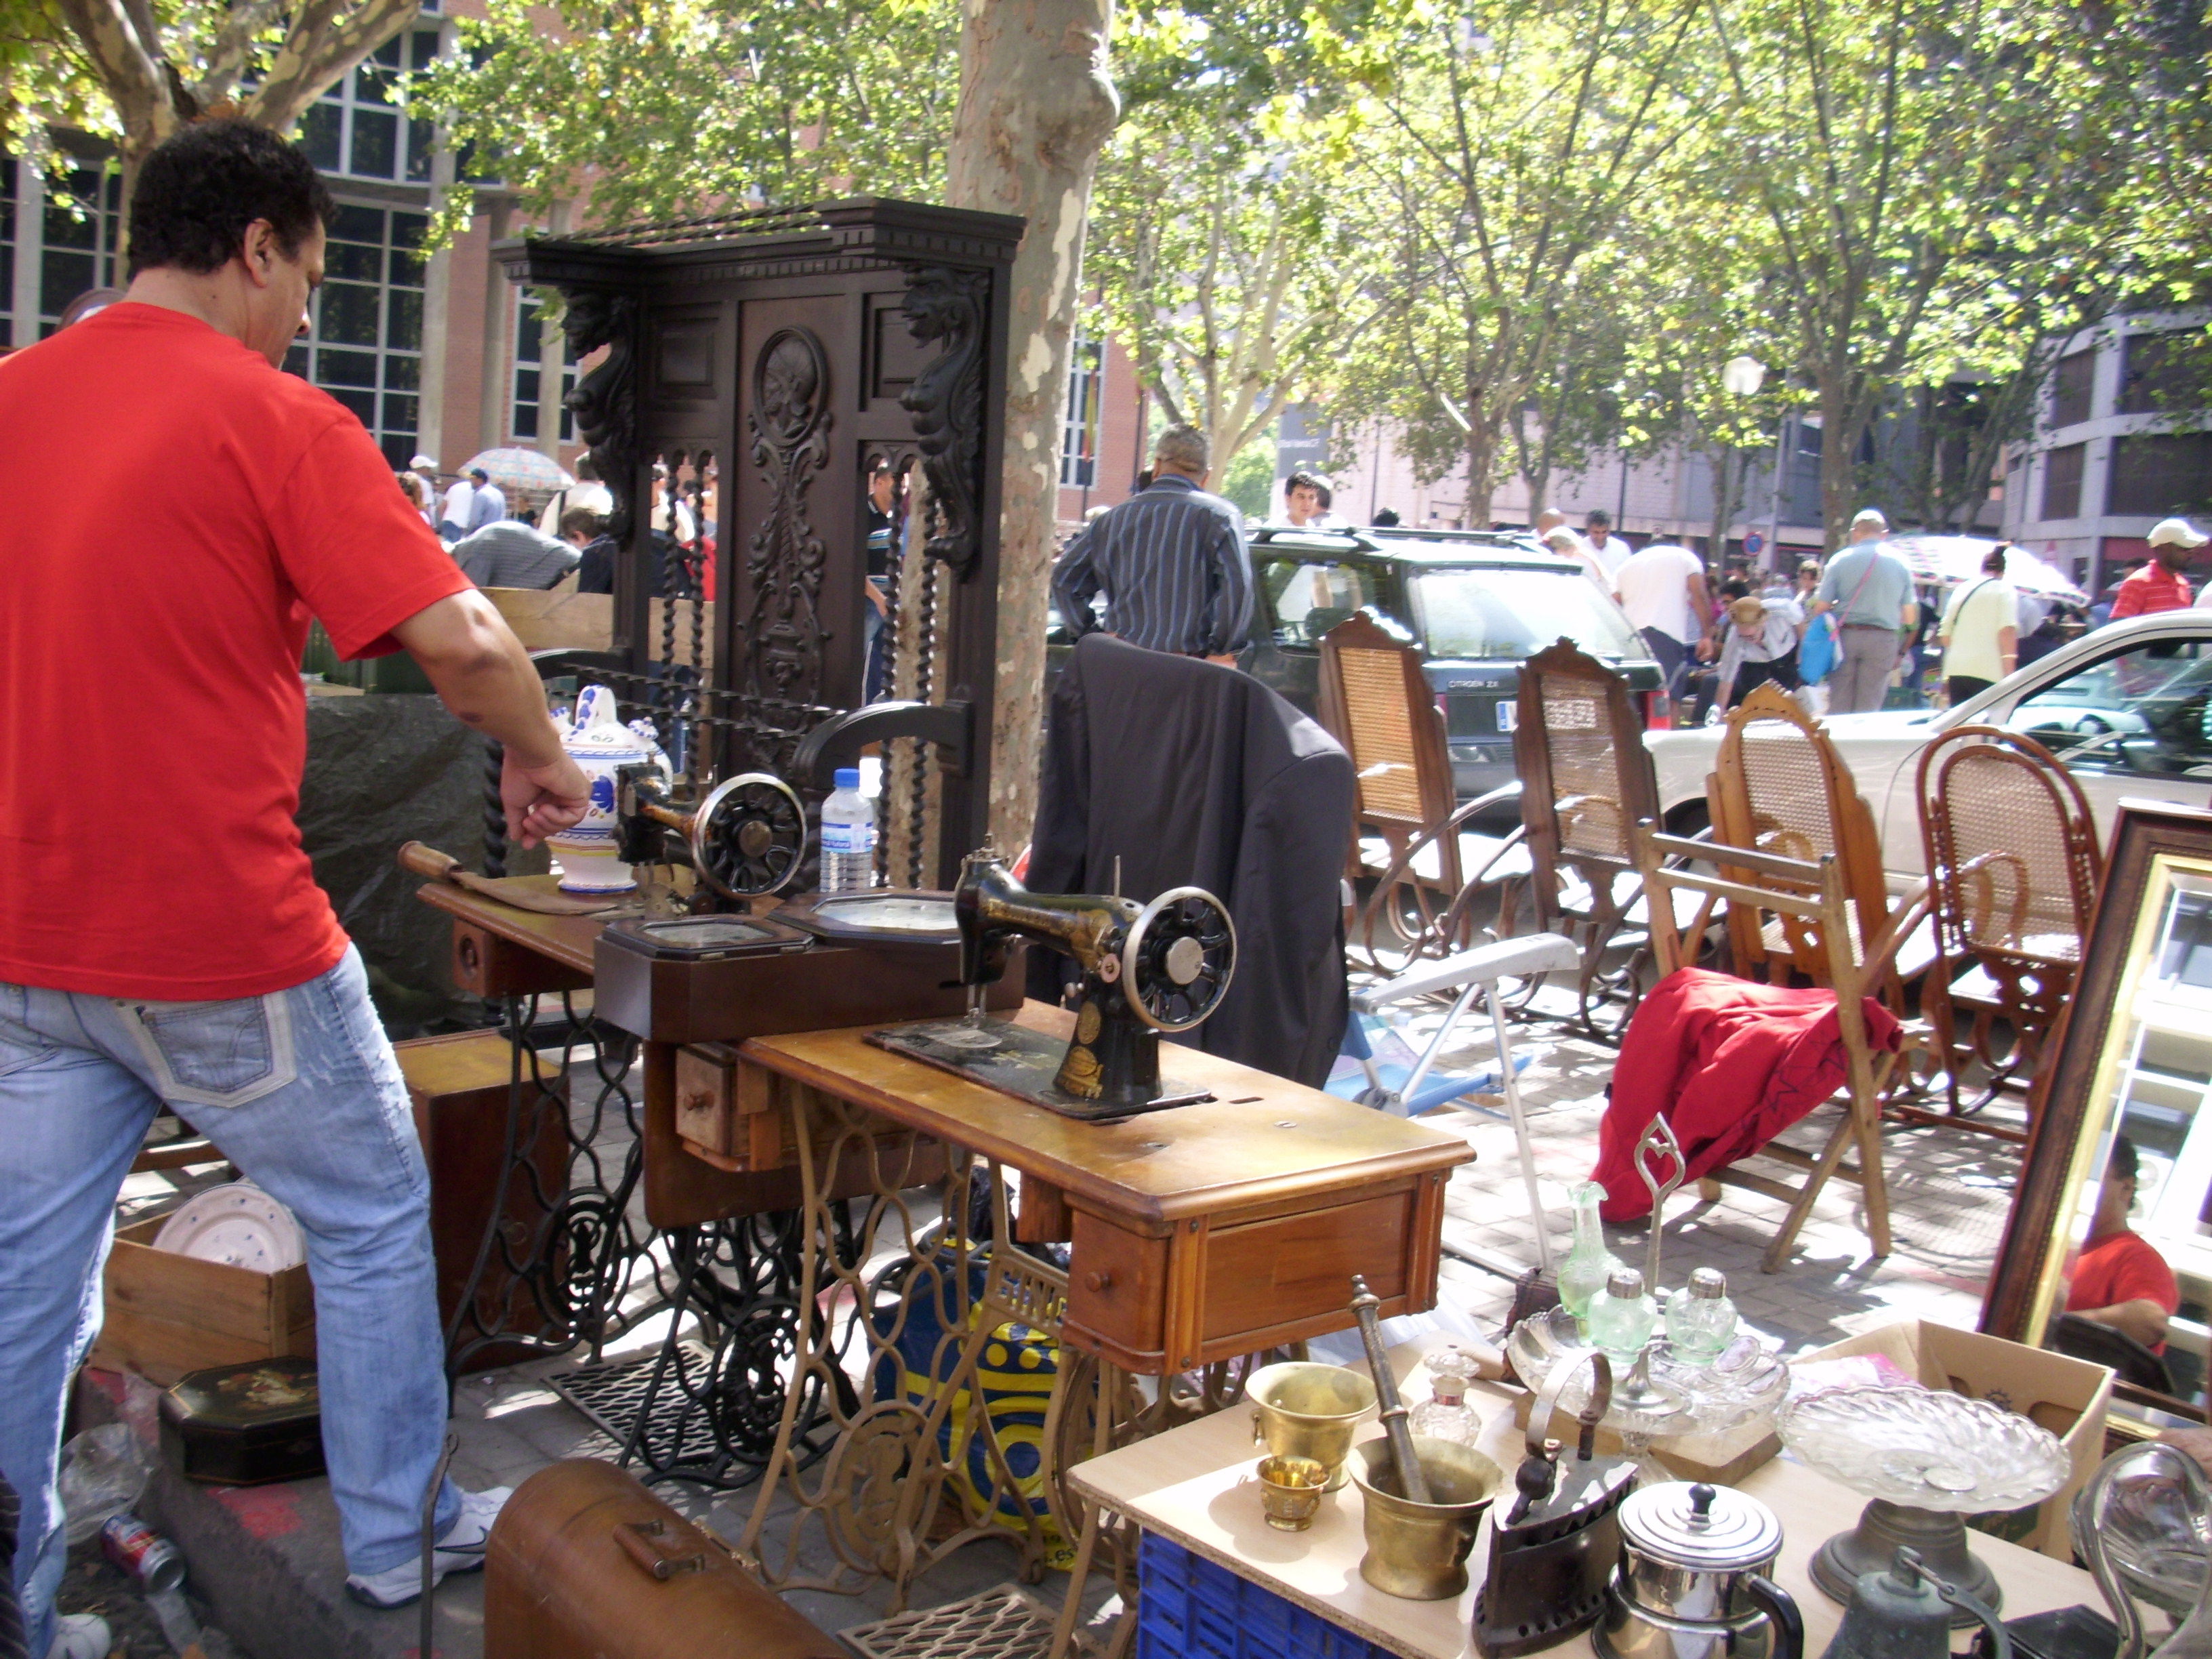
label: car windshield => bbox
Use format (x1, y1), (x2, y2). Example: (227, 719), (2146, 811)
(1410, 566), (1643, 663)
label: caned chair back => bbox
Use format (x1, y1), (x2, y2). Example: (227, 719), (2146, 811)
(1515, 637), (1660, 884)
(1708, 682), (1893, 988)
(1317, 611), (1456, 836)
(1916, 726), (2102, 971)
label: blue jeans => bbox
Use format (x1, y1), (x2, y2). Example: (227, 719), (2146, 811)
(0, 947), (457, 1654)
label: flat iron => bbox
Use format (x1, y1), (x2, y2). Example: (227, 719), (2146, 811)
(1475, 1349), (1639, 1657)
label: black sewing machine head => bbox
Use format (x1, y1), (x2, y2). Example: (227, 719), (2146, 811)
(614, 765), (808, 905)
(1475, 1351), (1640, 1658)
(953, 848), (1235, 1107)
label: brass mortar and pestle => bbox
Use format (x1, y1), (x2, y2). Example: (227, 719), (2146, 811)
(1345, 1275), (1505, 1600)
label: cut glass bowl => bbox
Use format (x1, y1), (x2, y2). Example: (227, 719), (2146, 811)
(1506, 1306), (1790, 1437)
(1778, 1385), (2070, 1511)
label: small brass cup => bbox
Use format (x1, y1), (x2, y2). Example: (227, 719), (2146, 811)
(1256, 1455), (1328, 1531)
(1347, 1437), (1502, 1601)
(1245, 1362), (1378, 1493)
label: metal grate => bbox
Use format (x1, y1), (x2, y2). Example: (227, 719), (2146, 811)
(840, 1582), (1061, 1659)
(1336, 647), (1427, 823)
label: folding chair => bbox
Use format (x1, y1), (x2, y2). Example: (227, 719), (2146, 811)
(1334, 932), (1582, 1272)
(1908, 724), (2104, 1139)
(1631, 820), (1933, 1273)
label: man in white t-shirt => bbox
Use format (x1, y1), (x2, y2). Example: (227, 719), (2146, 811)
(1613, 541), (1711, 695)
(436, 476), (476, 542)
(1584, 509), (1630, 582)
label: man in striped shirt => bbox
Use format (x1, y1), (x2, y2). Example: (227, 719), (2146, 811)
(1052, 424), (1254, 661)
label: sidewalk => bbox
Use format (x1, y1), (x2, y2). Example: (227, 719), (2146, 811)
(62, 1012), (2020, 1657)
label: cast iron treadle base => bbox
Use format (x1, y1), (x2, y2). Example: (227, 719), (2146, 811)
(841, 1582), (1061, 1659)
(869, 1018), (1210, 1122)
(547, 1340), (837, 1488)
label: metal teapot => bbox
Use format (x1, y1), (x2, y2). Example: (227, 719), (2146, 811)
(1820, 1547), (2010, 1659)
(1596, 1481), (1803, 1659)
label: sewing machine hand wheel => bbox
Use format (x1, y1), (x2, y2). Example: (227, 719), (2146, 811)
(689, 773), (806, 899)
(1122, 887), (1236, 1032)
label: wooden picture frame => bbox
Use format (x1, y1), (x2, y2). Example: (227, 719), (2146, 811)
(1981, 798), (2212, 1423)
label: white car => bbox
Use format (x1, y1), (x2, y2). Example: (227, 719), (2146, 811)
(1643, 611), (2212, 880)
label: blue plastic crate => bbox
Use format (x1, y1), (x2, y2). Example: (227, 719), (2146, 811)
(1136, 1532), (1395, 1659)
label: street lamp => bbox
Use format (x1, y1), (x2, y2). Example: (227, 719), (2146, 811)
(1716, 356), (1767, 569)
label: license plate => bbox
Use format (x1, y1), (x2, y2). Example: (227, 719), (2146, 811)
(1496, 702), (1517, 733)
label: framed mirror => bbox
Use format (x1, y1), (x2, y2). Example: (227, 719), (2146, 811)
(1984, 800), (2212, 1429)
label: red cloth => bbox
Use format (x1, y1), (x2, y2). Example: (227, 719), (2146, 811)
(2110, 562), (2194, 618)
(1594, 967), (1902, 1221)
(0, 303), (472, 999)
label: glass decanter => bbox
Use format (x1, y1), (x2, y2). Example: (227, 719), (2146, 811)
(1557, 1181), (1626, 1327)
(1586, 1266), (1659, 1364)
(1665, 1267), (1740, 1363)
(1408, 1344), (1480, 1447)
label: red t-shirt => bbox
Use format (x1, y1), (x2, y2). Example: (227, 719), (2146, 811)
(2110, 563), (2195, 618)
(0, 304), (472, 999)
(2070, 1228), (2181, 1349)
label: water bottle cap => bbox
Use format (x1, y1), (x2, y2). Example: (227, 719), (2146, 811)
(834, 768), (861, 790)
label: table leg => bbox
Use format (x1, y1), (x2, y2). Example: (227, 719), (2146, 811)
(1048, 1356), (1123, 1659)
(445, 991), (670, 1378)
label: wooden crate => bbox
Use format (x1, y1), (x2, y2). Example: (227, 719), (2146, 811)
(92, 1214), (315, 1387)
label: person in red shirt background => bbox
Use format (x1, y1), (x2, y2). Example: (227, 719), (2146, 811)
(2109, 518), (2210, 620)
(2067, 1135), (2181, 1353)
(0, 121), (589, 1654)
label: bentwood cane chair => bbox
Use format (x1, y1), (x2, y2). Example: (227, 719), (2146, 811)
(1907, 725), (2104, 1139)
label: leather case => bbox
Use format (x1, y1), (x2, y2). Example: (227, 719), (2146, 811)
(485, 1459), (844, 1659)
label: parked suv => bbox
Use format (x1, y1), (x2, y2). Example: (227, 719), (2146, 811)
(1240, 525), (1662, 800)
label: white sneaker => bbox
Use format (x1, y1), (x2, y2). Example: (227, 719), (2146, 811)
(47, 1612), (112, 1659)
(344, 1486), (512, 1609)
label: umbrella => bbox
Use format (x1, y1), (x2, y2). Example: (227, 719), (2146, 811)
(1882, 535), (2089, 605)
(459, 447), (573, 497)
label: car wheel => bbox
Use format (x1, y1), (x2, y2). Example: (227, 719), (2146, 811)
(1664, 800), (1711, 841)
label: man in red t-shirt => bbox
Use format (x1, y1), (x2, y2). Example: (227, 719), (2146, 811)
(2109, 520), (2209, 619)
(0, 122), (588, 1652)
(2066, 1136), (2180, 1353)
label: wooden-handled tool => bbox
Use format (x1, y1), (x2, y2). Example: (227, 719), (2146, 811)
(1351, 1273), (1431, 1505)
(398, 842), (633, 917)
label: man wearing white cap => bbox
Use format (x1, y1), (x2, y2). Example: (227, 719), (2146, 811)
(1811, 508), (1917, 714)
(2110, 518), (2209, 619)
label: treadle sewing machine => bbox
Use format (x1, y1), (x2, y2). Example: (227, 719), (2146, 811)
(866, 847), (1238, 1119)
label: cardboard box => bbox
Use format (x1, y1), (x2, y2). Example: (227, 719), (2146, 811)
(91, 1215), (315, 1388)
(1799, 1319), (2114, 1561)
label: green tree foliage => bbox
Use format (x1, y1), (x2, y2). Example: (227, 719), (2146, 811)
(1326, 0), (1711, 527)
(2, 0), (422, 248)
(413, 0), (960, 238)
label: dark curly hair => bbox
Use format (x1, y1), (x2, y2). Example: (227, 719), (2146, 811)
(127, 119), (335, 278)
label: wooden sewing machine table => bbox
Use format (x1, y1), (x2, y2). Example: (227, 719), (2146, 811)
(412, 878), (1476, 1636)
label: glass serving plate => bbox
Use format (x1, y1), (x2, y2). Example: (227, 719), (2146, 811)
(1778, 1385), (2070, 1511)
(1507, 1305), (1791, 1439)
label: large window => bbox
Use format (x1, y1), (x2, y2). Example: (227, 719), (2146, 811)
(512, 292), (574, 444)
(1060, 331), (1101, 487)
(39, 163), (120, 333)
(283, 204), (426, 466)
(2052, 349), (2097, 428)
(2122, 334), (2205, 417)
(2112, 433), (2212, 518)
(297, 29), (441, 182)
(2043, 442), (2087, 520)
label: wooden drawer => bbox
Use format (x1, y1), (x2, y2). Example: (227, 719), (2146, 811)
(1062, 1170), (1448, 1375)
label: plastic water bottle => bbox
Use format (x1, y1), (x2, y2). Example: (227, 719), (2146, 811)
(819, 767), (877, 891)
